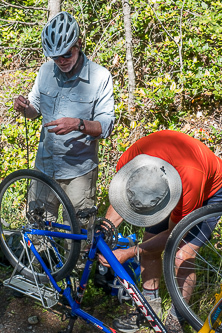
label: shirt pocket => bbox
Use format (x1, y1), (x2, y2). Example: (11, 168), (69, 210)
(65, 94), (94, 119)
(39, 87), (59, 116)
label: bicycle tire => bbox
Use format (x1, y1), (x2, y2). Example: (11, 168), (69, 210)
(163, 203), (222, 331)
(0, 169), (81, 283)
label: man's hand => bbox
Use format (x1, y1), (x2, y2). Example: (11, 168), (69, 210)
(98, 248), (133, 267)
(14, 95), (30, 113)
(44, 117), (79, 135)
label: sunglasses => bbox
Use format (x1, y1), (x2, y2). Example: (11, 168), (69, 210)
(51, 49), (73, 61)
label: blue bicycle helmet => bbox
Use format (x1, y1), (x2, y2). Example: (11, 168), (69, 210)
(41, 11), (80, 57)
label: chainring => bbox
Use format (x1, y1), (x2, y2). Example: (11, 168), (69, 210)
(94, 218), (118, 249)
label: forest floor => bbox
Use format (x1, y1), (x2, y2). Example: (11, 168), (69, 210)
(0, 259), (197, 333)
(0, 263), (152, 333)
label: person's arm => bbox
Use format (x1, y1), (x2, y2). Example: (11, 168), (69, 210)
(44, 117), (102, 136)
(14, 95), (39, 119)
(91, 71), (115, 139)
(105, 204), (123, 228)
(98, 217), (177, 266)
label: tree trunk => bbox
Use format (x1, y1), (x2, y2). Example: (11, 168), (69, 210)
(122, 0), (136, 118)
(47, 0), (61, 21)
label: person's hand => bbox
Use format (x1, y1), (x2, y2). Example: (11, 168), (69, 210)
(44, 117), (79, 135)
(98, 248), (132, 267)
(14, 95), (30, 113)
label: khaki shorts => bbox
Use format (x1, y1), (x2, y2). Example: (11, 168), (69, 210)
(56, 168), (98, 215)
(29, 168), (98, 227)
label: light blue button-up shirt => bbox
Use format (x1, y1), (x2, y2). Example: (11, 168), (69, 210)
(29, 53), (115, 179)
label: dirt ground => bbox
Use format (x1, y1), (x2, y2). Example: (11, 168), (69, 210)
(0, 264), (197, 333)
(0, 263), (152, 333)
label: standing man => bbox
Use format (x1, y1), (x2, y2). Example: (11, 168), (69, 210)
(14, 12), (115, 222)
(98, 130), (222, 333)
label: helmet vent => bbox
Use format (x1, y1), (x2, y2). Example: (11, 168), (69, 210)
(67, 31), (74, 44)
(52, 20), (56, 29)
(59, 24), (63, 34)
(57, 35), (62, 48)
(51, 31), (55, 43)
(66, 23), (70, 32)
(46, 39), (52, 50)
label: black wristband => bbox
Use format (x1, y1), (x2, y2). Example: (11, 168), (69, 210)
(78, 118), (85, 131)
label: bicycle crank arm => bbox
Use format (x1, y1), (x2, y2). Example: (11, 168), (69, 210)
(58, 316), (77, 333)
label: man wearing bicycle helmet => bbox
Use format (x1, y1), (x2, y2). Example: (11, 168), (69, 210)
(98, 130), (222, 333)
(14, 12), (115, 226)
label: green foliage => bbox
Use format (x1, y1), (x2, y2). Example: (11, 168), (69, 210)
(0, 0), (45, 70)
(131, 0), (222, 114)
(0, 68), (40, 179)
(0, 116), (41, 179)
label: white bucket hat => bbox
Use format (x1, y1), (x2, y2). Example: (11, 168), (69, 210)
(109, 154), (182, 227)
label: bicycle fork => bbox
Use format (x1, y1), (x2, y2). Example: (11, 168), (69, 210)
(199, 284), (222, 333)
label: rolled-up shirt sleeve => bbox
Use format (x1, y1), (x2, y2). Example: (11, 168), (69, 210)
(86, 70), (115, 141)
(28, 70), (41, 114)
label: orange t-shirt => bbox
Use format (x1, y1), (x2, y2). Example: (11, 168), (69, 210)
(116, 130), (222, 224)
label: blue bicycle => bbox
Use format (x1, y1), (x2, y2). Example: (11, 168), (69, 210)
(1, 169), (222, 332)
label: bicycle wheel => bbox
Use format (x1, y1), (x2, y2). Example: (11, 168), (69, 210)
(0, 169), (81, 283)
(163, 203), (222, 331)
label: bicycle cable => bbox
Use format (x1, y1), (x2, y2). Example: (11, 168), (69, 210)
(24, 109), (30, 169)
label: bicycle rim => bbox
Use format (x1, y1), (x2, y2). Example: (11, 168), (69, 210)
(163, 203), (222, 331)
(0, 169), (81, 283)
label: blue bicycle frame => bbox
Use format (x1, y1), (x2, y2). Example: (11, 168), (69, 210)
(22, 223), (167, 333)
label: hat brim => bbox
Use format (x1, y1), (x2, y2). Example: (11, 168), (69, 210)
(109, 154), (182, 227)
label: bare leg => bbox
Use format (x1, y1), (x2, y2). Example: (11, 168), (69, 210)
(175, 241), (200, 303)
(141, 231), (163, 290)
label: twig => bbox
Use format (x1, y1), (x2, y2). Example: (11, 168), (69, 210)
(147, 0), (185, 76)
(0, 0), (48, 11)
(0, 18), (42, 25)
(179, 0), (186, 71)
(0, 66), (40, 74)
(0, 46), (41, 51)
(185, 10), (201, 17)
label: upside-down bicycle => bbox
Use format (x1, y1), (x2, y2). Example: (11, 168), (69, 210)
(0, 169), (222, 332)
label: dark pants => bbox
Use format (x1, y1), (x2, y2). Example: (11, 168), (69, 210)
(145, 187), (222, 246)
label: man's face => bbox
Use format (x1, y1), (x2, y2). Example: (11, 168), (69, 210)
(52, 43), (80, 73)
